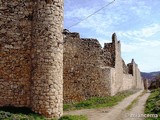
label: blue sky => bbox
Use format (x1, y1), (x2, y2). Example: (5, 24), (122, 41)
(64, 0), (160, 72)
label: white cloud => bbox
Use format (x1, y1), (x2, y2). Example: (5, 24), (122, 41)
(64, 0), (160, 72)
(118, 23), (160, 40)
(129, 0), (151, 16)
(130, 6), (151, 16)
(65, 0), (154, 38)
(65, 8), (94, 18)
(121, 39), (160, 53)
(64, 0), (128, 31)
(121, 43), (138, 53)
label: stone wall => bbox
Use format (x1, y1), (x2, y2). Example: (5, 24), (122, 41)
(135, 65), (144, 89)
(63, 30), (144, 103)
(122, 74), (134, 91)
(110, 34), (124, 95)
(123, 60), (129, 74)
(0, 0), (32, 108)
(0, 0), (144, 117)
(63, 32), (111, 103)
(0, 0), (63, 118)
(127, 59), (144, 89)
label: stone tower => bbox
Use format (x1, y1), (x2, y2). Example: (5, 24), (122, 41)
(0, 0), (63, 118)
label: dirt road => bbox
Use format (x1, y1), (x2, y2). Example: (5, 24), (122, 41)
(64, 90), (150, 120)
(119, 92), (150, 120)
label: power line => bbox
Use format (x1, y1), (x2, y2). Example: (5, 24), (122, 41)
(67, 0), (116, 29)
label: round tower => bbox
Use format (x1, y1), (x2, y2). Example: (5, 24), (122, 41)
(31, 0), (63, 118)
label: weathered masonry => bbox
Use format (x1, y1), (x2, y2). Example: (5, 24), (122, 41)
(0, 0), (63, 118)
(63, 30), (144, 103)
(0, 0), (144, 118)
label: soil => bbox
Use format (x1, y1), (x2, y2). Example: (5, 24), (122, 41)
(64, 90), (150, 120)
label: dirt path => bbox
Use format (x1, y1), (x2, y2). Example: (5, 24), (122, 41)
(64, 90), (150, 120)
(119, 92), (150, 120)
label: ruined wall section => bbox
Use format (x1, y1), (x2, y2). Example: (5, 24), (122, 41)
(63, 32), (111, 103)
(135, 66), (144, 89)
(122, 60), (128, 74)
(122, 59), (144, 91)
(127, 59), (144, 89)
(122, 74), (134, 90)
(120, 60), (143, 91)
(110, 33), (124, 95)
(103, 43), (115, 67)
(63, 31), (144, 103)
(0, 0), (63, 118)
(0, 0), (33, 107)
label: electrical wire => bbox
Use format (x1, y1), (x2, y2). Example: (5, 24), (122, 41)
(67, 0), (116, 29)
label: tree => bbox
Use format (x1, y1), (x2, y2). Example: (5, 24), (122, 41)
(155, 74), (160, 88)
(148, 74), (160, 90)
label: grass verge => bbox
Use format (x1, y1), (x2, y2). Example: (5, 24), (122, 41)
(64, 89), (140, 111)
(0, 107), (87, 120)
(125, 91), (146, 110)
(144, 88), (160, 120)
(59, 115), (87, 120)
(0, 89), (139, 120)
(125, 98), (139, 110)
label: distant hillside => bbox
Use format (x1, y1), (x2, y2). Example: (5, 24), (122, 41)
(141, 71), (160, 80)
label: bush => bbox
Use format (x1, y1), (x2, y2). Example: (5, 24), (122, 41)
(145, 88), (160, 120)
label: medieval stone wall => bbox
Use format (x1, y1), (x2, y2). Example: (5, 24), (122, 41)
(63, 32), (111, 103)
(123, 60), (129, 74)
(110, 34), (124, 95)
(135, 66), (144, 89)
(127, 59), (144, 89)
(63, 30), (144, 102)
(122, 74), (134, 91)
(0, 0), (33, 108)
(0, 0), (63, 118)
(1, 0), (144, 118)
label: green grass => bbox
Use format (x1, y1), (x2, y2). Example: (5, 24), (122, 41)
(59, 115), (87, 120)
(0, 111), (45, 120)
(64, 89), (139, 111)
(0, 107), (44, 120)
(126, 98), (138, 110)
(0, 107), (87, 120)
(145, 88), (160, 120)
(0, 89), (139, 120)
(126, 91), (146, 110)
